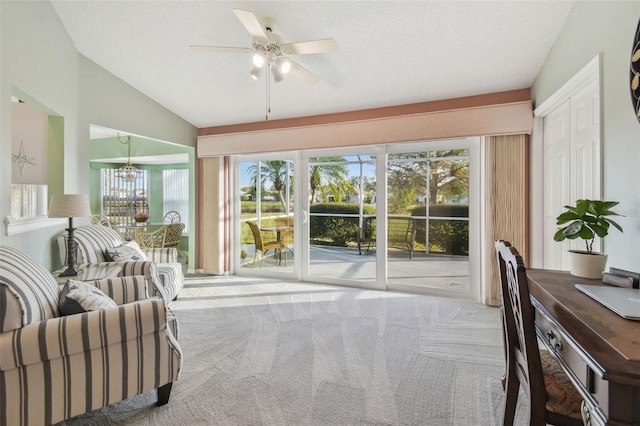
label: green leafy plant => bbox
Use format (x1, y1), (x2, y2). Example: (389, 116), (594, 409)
(554, 199), (623, 253)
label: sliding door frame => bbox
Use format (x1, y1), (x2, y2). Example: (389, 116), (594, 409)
(232, 138), (481, 300)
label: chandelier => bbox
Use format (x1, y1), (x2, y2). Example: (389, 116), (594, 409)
(117, 133), (138, 182)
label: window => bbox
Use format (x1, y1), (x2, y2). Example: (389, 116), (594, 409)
(10, 184), (48, 219)
(99, 168), (149, 226)
(163, 169), (189, 232)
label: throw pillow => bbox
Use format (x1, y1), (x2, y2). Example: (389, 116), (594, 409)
(106, 240), (148, 262)
(58, 280), (118, 315)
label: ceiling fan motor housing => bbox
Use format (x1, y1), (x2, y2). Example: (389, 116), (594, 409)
(253, 41), (288, 61)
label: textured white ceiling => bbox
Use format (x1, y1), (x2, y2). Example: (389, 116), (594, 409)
(51, 0), (576, 129)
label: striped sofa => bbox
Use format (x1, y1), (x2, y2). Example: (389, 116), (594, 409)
(0, 245), (182, 426)
(56, 225), (184, 302)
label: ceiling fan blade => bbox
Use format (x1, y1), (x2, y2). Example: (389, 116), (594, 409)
(233, 9), (269, 43)
(284, 38), (338, 55)
(244, 74), (259, 87)
(288, 59), (321, 85)
(190, 45), (253, 53)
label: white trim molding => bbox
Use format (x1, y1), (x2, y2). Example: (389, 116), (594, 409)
(534, 54), (601, 117)
(5, 216), (66, 236)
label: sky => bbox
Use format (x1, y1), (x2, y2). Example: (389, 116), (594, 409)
(239, 157), (376, 190)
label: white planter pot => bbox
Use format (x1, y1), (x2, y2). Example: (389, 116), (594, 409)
(568, 250), (608, 279)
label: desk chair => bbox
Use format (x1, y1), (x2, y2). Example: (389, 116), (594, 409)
(495, 240), (584, 426)
(247, 221), (285, 268)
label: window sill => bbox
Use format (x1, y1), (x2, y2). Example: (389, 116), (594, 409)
(5, 215), (66, 236)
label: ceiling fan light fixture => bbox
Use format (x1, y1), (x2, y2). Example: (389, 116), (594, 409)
(272, 65), (284, 82)
(252, 53), (265, 68)
(249, 66), (261, 80)
(277, 58), (291, 74)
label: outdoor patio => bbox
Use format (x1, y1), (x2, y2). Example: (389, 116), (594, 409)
(240, 244), (470, 292)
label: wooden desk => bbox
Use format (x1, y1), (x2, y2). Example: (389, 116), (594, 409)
(527, 269), (640, 425)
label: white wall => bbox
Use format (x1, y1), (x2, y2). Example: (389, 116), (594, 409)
(532, 1), (640, 270)
(0, 1), (196, 267)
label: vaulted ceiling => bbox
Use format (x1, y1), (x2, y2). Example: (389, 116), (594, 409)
(51, 1), (576, 129)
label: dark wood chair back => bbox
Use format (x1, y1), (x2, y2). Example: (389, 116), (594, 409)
(495, 240), (583, 426)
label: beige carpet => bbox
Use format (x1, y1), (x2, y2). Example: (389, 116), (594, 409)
(59, 276), (528, 425)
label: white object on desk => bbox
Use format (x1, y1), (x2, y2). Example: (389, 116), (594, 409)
(575, 283), (640, 320)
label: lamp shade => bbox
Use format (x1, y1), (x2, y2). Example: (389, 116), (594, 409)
(48, 194), (92, 218)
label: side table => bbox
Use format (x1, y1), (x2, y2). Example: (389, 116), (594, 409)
(52, 264), (122, 286)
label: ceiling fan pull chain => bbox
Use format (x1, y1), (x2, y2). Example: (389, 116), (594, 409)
(266, 65), (271, 120)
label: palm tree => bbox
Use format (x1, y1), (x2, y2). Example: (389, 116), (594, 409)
(247, 160), (292, 211)
(309, 157), (351, 204)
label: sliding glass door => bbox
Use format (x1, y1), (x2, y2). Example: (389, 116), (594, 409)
(235, 153), (297, 278)
(233, 138), (479, 299)
(385, 144), (473, 295)
(305, 150), (381, 288)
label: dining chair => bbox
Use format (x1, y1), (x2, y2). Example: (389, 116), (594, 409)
(495, 240), (584, 426)
(163, 210), (181, 223)
(247, 221), (285, 268)
(90, 214), (113, 228)
(136, 222), (185, 250)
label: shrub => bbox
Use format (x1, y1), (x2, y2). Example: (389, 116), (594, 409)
(309, 203), (375, 246)
(411, 205), (469, 255)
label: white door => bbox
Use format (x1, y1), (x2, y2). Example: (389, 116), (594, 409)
(543, 101), (571, 270)
(542, 79), (600, 270)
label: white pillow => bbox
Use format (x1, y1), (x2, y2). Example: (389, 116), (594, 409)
(58, 280), (117, 315)
(107, 240), (148, 262)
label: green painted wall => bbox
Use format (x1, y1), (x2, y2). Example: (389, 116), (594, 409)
(90, 135), (195, 266)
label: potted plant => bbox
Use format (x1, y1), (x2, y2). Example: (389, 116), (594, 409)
(554, 199), (623, 279)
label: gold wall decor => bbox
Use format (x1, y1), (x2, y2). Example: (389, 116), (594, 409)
(631, 17), (640, 124)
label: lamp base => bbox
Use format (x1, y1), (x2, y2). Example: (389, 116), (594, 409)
(62, 219), (80, 278)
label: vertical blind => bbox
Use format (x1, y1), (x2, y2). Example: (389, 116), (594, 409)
(100, 168), (149, 226)
(163, 169), (189, 232)
(485, 134), (529, 306)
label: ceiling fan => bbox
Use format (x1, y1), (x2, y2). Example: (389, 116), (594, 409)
(190, 9), (337, 86)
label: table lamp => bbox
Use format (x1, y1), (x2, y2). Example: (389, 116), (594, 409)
(48, 194), (92, 277)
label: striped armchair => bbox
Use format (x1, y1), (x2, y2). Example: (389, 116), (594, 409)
(0, 246), (182, 426)
(56, 225), (184, 302)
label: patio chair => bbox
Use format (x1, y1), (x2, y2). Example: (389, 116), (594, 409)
(274, 217), (294, 264)
(247, 221), (286, 268)
(495, 240), (583, 425)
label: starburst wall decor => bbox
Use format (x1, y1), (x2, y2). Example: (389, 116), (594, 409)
(12, 140), (36, 176)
